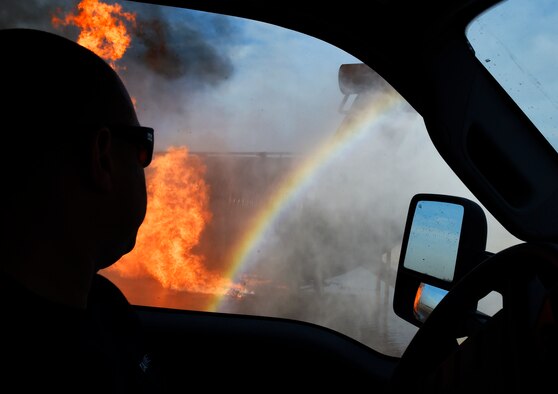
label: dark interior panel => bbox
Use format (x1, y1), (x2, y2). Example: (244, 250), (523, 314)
(136, 306), (398, 390)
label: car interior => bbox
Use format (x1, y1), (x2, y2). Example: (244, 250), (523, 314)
(4, 0), (558, 392)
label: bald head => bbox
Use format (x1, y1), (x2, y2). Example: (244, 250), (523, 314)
(0, 28), (149, 298)
(1, 28), (138, 130)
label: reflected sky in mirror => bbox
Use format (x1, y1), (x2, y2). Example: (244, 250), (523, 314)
(403, 201), (464, 281)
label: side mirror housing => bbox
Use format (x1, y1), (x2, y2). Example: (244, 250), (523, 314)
(393, 193), (488, 327)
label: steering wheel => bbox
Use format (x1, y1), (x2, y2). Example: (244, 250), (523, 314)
(387, 242), (558, 394)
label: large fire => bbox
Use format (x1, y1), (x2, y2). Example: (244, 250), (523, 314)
(53, 0), (234, 298)
(52, 0), (135, 69)
(110, 147), (232, 294)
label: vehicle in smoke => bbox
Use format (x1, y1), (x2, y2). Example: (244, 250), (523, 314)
(5, 0), (558, 392)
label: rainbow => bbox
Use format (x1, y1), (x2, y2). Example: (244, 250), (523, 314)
(209, 91), (403, 311)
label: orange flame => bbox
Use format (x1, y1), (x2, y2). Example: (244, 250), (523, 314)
(109, 147), (232, 295)
(413, 282), (424, 317)
(52, 0), (135, 69)
(53, 1), (231, 298)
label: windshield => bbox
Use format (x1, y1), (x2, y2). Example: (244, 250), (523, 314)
(4, 0), (521, 357)
(467, 0), (558, 151)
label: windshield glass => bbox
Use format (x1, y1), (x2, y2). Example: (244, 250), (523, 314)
(4, 0), (521, 357)
(467, 0), (558, 151)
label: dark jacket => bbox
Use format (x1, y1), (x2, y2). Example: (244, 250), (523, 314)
(0, 273), (164, 393)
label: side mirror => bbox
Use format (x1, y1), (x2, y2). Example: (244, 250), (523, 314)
(338, 63), (387, 95)
(393, 193), (488, 327)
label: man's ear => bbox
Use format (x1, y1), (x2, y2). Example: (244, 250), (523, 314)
(89, 127), (113, 192)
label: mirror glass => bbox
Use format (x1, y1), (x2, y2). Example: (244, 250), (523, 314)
(413, 283), (449, 323)
(403, 200), (464, 281)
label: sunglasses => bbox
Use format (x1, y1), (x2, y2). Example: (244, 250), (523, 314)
(109, 125), (154, 167)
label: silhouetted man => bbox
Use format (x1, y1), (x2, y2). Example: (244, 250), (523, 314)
(0, 28), (161, 392)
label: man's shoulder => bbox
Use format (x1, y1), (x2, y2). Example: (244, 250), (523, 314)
(88, 274), (166, 393)
(88, 273), (144, 339)
(90, 273), (130, 304)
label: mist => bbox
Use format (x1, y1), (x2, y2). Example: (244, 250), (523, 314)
(214, 85), (519, 355)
